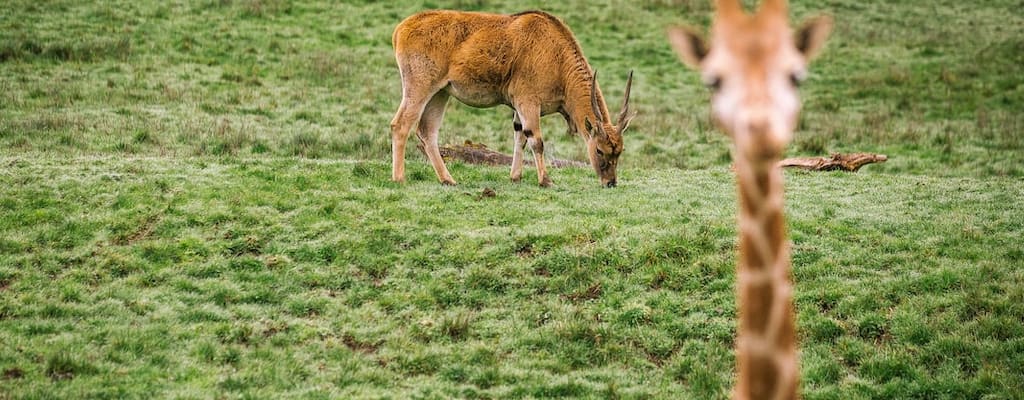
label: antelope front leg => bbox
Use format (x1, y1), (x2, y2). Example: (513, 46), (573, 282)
(390, 95), (429, 183)
(510, 113), (527, 182)
(531, 134), (552, 187)
(517, 104), (551, 187)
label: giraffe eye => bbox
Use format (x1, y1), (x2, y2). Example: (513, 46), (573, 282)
(790, 71), (807, 87)
(704, 76), (722, 91)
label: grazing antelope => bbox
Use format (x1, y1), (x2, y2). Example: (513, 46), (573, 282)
(668, 0), (831, 399)
(390, 10), (635, 188)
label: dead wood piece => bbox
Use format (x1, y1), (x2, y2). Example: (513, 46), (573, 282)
(417, 140), (587, 168)
(778, 153), (888, 172)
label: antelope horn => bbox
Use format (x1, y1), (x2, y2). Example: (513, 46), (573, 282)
(590, 71), (606, 130)
(617, 70), (634, 127)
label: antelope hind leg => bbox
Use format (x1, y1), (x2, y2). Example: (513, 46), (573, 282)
(516, 104), (552, 187)
(417, 92), (457, 185)
(510, 112), (527, 182)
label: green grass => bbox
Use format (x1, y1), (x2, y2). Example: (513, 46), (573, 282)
(1, 0), (1021, 176)
(1, 157), (1021, 398)
(1, 0), (1023, 398)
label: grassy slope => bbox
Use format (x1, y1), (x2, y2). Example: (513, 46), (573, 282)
(1, 0), (1021, 175)
(1, 0), (1023, 399)
(1, 158), (1022, 399)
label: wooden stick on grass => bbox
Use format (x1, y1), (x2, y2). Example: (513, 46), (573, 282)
(422, 141), (887, 172)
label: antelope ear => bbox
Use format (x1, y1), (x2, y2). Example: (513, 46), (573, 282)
(667, 26), (708, 69)
(795, 15), (833, 61)
(584, 117), (603, 139)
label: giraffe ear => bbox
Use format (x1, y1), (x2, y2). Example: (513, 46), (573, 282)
(795, 15), (833, 61)
(667, 26), (708, 69)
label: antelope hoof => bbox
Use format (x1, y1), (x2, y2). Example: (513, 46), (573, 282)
(511, 175), (522, 183)
(441, 179), (458, 186)
(539, 176), (553, 188)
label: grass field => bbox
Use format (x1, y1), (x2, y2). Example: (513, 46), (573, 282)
(1, 0), (1023, 399)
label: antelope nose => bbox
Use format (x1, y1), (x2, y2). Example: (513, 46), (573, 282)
(606, 180), (617, 188)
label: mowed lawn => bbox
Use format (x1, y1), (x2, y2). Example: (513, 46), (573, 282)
(2, 0), (1023, 399)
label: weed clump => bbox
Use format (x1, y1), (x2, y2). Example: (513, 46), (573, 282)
(45, 352), (98, 381)
(289, 131), (322, 158)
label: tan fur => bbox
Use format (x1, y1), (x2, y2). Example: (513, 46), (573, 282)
(668, 1), (832, 399)
(390, 10), (634, 187)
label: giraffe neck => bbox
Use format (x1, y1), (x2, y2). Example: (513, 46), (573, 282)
(733, 157), (798, 400)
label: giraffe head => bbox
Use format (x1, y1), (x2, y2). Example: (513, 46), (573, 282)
(668, 0), (832, 161)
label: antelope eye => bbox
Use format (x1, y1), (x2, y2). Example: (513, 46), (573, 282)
(704, 76), (722, 91)
(595, 149), (605, 156)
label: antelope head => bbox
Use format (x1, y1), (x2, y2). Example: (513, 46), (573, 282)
(584, 71), (635, 188)
(668, 0), (832, 160)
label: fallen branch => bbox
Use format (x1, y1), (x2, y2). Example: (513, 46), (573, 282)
(778, 153), (888, 172)
(417, 140), (587, 168)
(419, 142), (886, 172)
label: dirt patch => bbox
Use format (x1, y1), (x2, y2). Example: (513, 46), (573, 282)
(115, 212), (162, 245)
(3, 367), (24, 380)
(421, 140), (587, 168)
(342, 334), (381, 355)
(649, 271), (667, 290)
(646, 352), (668, 368)
(517, 243), (534, 258)
(565, 282), (602, 302)
(479, 187), (496, 199)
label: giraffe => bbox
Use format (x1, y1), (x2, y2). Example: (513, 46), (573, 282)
(668, 1), (832, 398)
